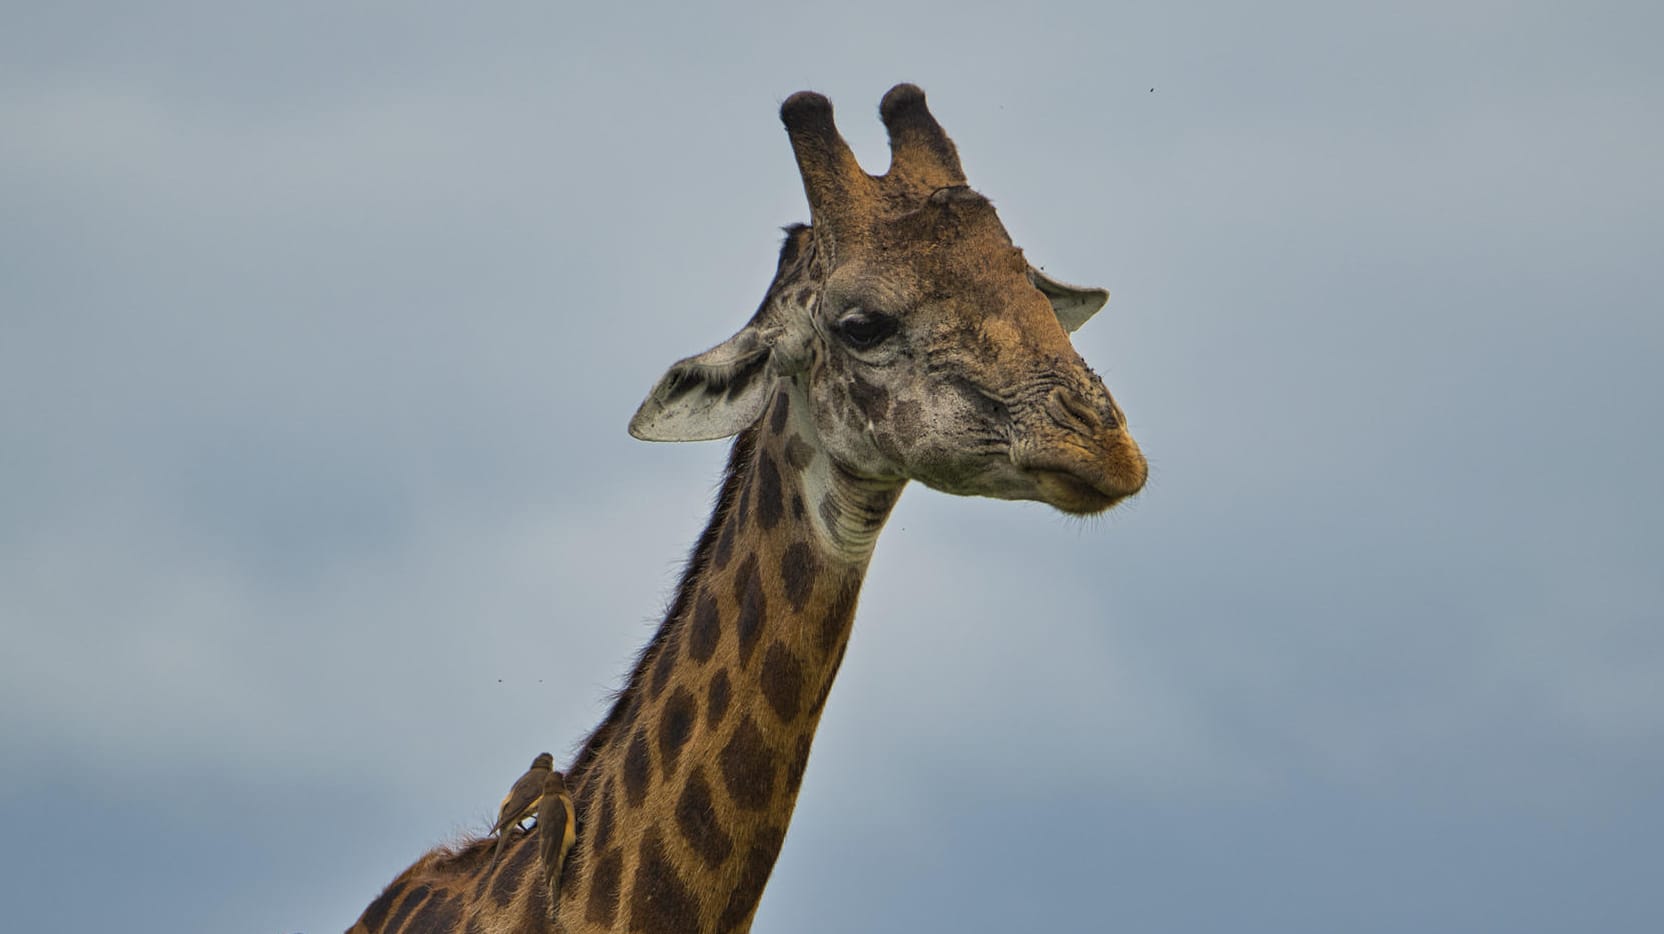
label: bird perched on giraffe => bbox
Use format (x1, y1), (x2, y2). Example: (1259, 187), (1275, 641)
(488, 752), (553, 868)
(538, 770), (576, 911)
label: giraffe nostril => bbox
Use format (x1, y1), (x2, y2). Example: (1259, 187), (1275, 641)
(1050, 387), (1115, 434)
(1098, 397), (1121, 431)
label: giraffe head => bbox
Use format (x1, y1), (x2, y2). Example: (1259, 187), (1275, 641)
(631, 84), (1145, 516)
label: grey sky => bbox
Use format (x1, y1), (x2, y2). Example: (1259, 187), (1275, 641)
(3, 1), (1661, 931)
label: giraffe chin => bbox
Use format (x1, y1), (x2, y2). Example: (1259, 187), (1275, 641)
(1029, 468), (1135, 516)
(1016, 440), (1148, 516)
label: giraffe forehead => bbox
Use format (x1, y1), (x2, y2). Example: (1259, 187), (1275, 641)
(820, 237), (1028, 318)
(874, 195), (1015, 264)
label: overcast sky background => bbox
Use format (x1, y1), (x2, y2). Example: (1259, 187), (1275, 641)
(4, 2), (1661, 931)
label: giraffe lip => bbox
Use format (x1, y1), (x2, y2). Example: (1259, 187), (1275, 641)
(1028, 467), (1124, 515)
(1018, 445), (1146, 515)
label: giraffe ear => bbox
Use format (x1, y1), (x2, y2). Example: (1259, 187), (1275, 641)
(1029, 266), (1110, 333)
(629, 324), (782, 442)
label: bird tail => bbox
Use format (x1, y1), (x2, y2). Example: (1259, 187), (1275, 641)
(488, 829), (510, 870)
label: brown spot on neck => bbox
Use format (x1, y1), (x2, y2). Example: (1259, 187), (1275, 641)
(731, 553), (767, 665)
(584, 849), (623, 927)
(715, 824), (787, 931)
(720, 716), (777, 811)
(630, 827), (702, 930)
(676, 766), (735, 869)
(385, 884), (431, 931)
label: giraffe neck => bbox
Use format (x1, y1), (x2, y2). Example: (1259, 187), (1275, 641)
(557, 379), (902, 932)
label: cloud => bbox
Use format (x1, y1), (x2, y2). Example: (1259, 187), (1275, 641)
(3, 3), (1663, 931)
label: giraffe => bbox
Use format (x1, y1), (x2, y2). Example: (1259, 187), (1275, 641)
(348, 83), (1146, 934)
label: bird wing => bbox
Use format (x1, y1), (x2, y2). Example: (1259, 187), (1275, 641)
(540, 791), (575, 893)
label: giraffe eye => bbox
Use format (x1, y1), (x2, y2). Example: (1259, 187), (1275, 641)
(835, 310), (898, 351)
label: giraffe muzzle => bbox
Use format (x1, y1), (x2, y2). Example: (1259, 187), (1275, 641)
(1013, 388), (1147, 514)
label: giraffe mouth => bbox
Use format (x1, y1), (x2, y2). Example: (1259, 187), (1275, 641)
(1017, 440), (1147, 515)
(1029, 467), (1128, 515)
